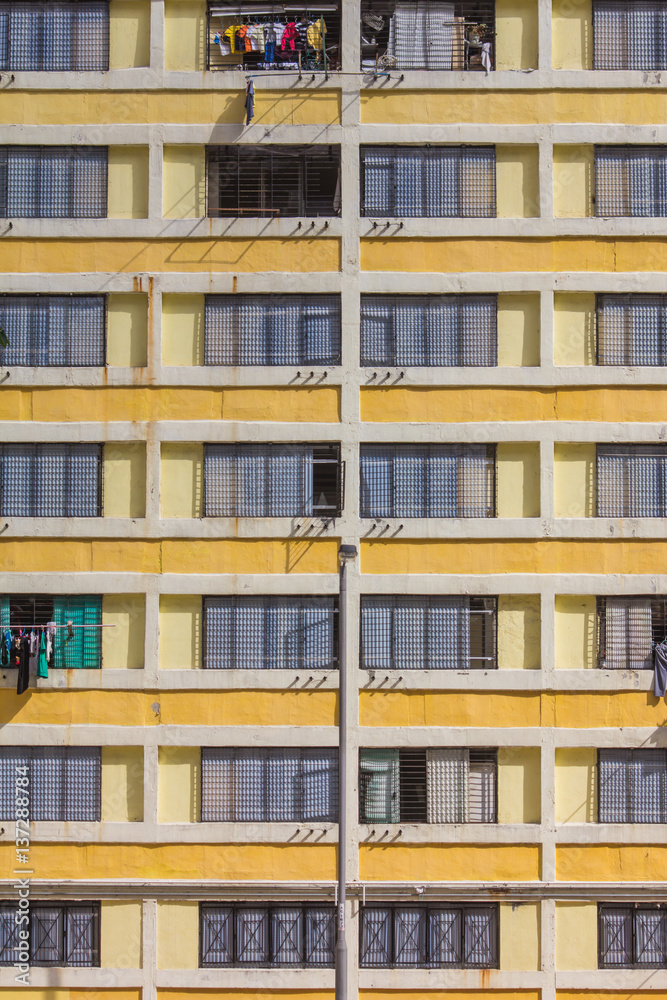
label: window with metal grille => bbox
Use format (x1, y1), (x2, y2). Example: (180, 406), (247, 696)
(360, 145), (496, 218)
(594, 146), (667, 217)
(359, 748), (497, 823)
(203, 596), (338, 670)
(360, 903), (498, 968)
(0, 146), (107, 219)
(361, 1), (496, 71)
(597, 293), (667, 366)
(204, 443), (343, 517)
(0, 903), (99, 967)
(595, 596), (667, 670)
(201, 748), (338, 822)
(205, 294), (341, 366)
(206, 2), (341, 72)
(0, 595), (103, 669)
(200, 903), (335, 967)
(599, 904), (667, 968)
(0, 295), (106, 366)
(0, 443), (102, 517)
(360, 294), (497, 367)
(597, 444), (667, 518)
(207, 145), (340, 218)
(361, 595), (496, 670)
(593, 1), (667, 71)
(360, 444), (495, 518)
(0, 1), (108, 71)
(0, 747), (101, 821)
(598, 749), (667, 823)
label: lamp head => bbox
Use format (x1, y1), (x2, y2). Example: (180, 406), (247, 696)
(338, 544), (358, 565)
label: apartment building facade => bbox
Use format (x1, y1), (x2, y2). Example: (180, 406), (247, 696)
(1, 0), (667, 999)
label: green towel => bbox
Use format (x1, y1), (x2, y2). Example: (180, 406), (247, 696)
(37, 630), (48, 678)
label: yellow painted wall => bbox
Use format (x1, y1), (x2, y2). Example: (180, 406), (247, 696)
(103, 443), (146, 519)
(109, 1), (150, 68)
(496, 0), (538, 69)
(107, 294), (148, 367)
(552, 0), (593, 69)
(554, 444), (596, 518)
(554, 292), (596, 366)
(555, 748), (597, 823)
(496, 146), (540, 218)
(554, 595), (596, 670)
(159, 595), (202, 670)
(498, 748), (541, 823)
(102, 594), (146, 670)
(163, 146), (206, 219)
(553, 145), (594, 218)
(498, 596), (541, 670)
(157, 902), (199, 969)
(359, 844), (540, 881)
(162, 294), (204, 365)
(557, 844), (667, 881)
(497, 293), (540, 366)
(158, 747), (200, 823)
(500, 902), (540, 969)
(160, 443), (203, 518)
(497, 443), (541, 518)
(555, 903), (598, 971)
(101, 747), (144, 822)
(0, 992), (141, 1000)
(108, 147), (149, 219)
(360, 691), (542, 728)
(100, 901), (142, 968)
(164, 0), (206, 70)
(359, 994), (537, 1000)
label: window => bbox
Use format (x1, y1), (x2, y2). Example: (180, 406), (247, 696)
(360, 904), (498, 968)
(359, 748), (497, 823)
(597, 444), (667, 518)
(360, 146), (495, 218)
(596, 596), (667, 670)
(0, 595), (103, 668)
(0, 747), (101, 821)
(360, 294), (497, 367)
(598, 749), (667, 823)
(597, 293), (667, 366)
(0, 146), (107, 219)
(204, 443), (343, 517)
(203, 596), (338, 670)
(200, 903), (335, 967)
(0, 444), (102, 517)
(595, 146), (667, 217)
(207, 145), (341, 218)
(359, 444), (495, 518)
(201, 748), (338, 822)
(205, 294), (341, 366)
(0, 295), (105, 366)
(593, 1), (667, 71)
(600, 905), (667, 967)
(361, 595), (496, 670)
(0, 1), (108, 71)
(0, 903), (99, 967)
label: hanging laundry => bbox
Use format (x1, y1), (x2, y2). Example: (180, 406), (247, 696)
(29, 629), (38, 658)
(655, 642), (667, 697)
(0, 630), (7, 667)
(9, 635), (20, 670)
(214, 30), (231, 56)
(481, 41), (492, 73)
(37, 629), (48, 679)
(264, 22), (277, 62)
(16, 633), (30, 695)
(46, 621), (56, 665)
(224, 24), (238, 53)
(282, 22), (299, 51)
(245, 79), (255, 125)
(307, 18), (326, 51)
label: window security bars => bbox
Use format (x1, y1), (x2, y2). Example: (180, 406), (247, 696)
(360, 294), (497, 367)
(597, 293), (667, 366)
(203, 596), (338, 670)
(200, 903), (335, 967)
(360, 904), (498, 968)
(0, 146), (107, 219)
(597, 444), (667, 518)
(595, 596), (667, 670)
(207, 145), (341, 218)
(360, 145), (496, 218)
(593, 1), (667, 71)
(201, 748), (338, 822)
(0, 444), (103, 517)
(0, 595), (103, 669)
(599, 905), (667, 968)
(360, 444), (495, 518)
(598, 749), (667, 823)
(204, 443), (343, 517)
(359, 748), (497, 824)
(0, 2), (109, 71)
(205, 294), (341, 366)
(0, 903), (99, 967)
(361, 595), (496, 670)
(595, 146), (667, 218)
(0, 295), (106, 366)
(0, 747), (101, 821)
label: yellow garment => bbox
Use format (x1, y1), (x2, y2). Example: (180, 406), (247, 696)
(223, 24), (238, 54)
(307, 18), (326, 50)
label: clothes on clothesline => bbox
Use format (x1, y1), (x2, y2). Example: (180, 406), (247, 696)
(245, 78), (255, 125)
(215, 16), (327, 64)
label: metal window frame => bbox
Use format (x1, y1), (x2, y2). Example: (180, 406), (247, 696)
(597, 747), (667, 823)
(596, 442), (667, 517)
(592, 0), (667, 72)
(0, 902), (100, 967)
(0, 145), (108, 220)
(595, 595), (667, 669)
(594, 143), (667, 218)
(0, 293), (108, 368)
(0, 443), (104, 517)
(598, 903), (667, 969)
(0, 1), (110, 72)
(595, 292), (667, 367)
(199, 902), (336, 968)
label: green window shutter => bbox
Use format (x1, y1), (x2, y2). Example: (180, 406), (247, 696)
(53, 596), (102, 669)
(359, 749), (400, 823)
(0, 597), (9, 630)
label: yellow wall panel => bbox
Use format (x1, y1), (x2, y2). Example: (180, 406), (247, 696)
(100, 901), (142, 967)
(553, 145), (594, 218)
(557, 844), (667, 881)
(159, 595), (202, 670)
(158, 747), (200, 823)
(496, 0), (538, 69)
(107, 293), (148, 367)
(554, 444), (596, 518)
(500, 901), (540, 969)
(103, 443), (146, 519)
(552, 0), (593, 69)
(555, 903), (598, 970)
(222, 387), (341, 422)
(360, 994), (539, 1000)
(101, 747), (144, 822)
(163, 146), (206, 219)
(497, 292), (540, 366)
(498, 748), (541, 823)
(108, 146), (149, 219)
(359, 691), (542, 728)
(496, 145), (540, 218)
(157, 902), (199, 969)
(162, 294), (204, 365)
(496, 443), (541, 518)
(164, 0), (206, 69)
(360, 844), (540, 881)
(553, 691), (667, 728)
(498, 595), (541, 670)
(0, 992), (140, 1000)
(554, 595), (596, 670)
(555, 748), (597, 823)
(109, 0), (150, 68)
(160, 443), (204, 518)
(161, 994), (334, 1000)
(554, 292), (596, 366)
(102, 594), (145, 669)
